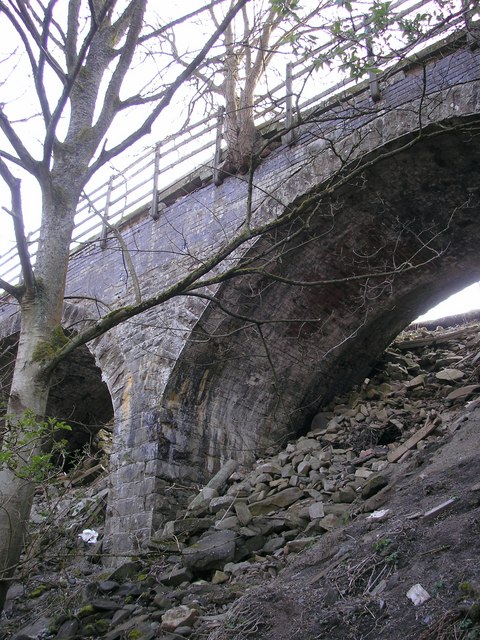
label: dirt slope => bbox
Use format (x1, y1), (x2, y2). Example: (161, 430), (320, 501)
(210, 416), (480, 639)
(2, 321), (480, 640)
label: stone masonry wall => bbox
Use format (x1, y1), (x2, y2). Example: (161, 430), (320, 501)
(0, 39), (479, 558)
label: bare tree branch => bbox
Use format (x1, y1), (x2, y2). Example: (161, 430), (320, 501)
(35, 0), (61, 123)
(81, 191), (142, 304)
(43, 0), (117, 164)
(51, 113), (468, 367)
(65, 0), (81, 73)
(0, 277), (22, 299)
(0, 149), (30, 170)
(89, 0), (251, 176)
(0, 106), (38, 176)
(137, 0), (228, 44)
(4, 0), (65, 80)
(87, 0), (148, 148)
(0, 2), (40, 92)
(0, 158), (35, 294)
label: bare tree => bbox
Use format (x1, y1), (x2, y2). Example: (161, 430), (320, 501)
(163, 0), (325, 179)
(159, 0), (473, 180)
(0, 0), (250, 611)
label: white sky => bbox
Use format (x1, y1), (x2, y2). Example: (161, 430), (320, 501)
(416, 283), (480, 322)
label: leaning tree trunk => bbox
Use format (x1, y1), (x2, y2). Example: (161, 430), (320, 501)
(218, 5), (281, 180)
(217, 19), (259, 180)
(0, 194), (76, 612)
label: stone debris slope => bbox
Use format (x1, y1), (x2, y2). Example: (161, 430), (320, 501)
(2, 321), (480, 640)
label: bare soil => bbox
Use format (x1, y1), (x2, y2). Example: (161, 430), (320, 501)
(211, 416), (480, 640)
(2, 321), (480, 640)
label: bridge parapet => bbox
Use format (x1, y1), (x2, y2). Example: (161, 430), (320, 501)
(0, 0), (475, 285)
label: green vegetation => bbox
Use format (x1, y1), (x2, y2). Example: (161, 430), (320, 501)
(28, 584), (50, 598)
(372, 537), (392, 553)
(0, 407), (71, 481)
(32, 326), (70, 363)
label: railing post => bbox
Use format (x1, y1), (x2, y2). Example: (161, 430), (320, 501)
(364, 18), (381, 102)
(213, 106), (225, 186)
(150, 143), (161, 220)
(283, 62), (294, 145)
(100, 176), (114, 250)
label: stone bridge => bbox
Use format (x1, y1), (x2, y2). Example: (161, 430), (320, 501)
(1, 35), (480, 557)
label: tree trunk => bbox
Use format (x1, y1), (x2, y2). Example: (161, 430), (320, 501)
(0, 302), (52, 610)
(222, 95), (258, 176)
(217, 20), (259, 181)
(0, 0), (246, 613)
(0, 194), (76, 611)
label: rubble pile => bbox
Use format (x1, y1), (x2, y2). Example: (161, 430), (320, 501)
(2, 321), (480, 640)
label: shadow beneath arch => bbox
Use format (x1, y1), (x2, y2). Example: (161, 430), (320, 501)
(0, 330), (114, 468)
(160, 124), (480, 479)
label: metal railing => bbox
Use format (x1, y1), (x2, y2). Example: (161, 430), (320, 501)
(0, 0), (476, 285)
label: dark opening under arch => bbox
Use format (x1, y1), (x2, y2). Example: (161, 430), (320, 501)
(157, 124), (480, 480)
(0, 333), (113, 467)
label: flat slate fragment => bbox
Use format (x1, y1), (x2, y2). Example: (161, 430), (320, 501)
(182, 530), (237, 570)
(435, 368), (464, 381)
(445, 384), (480, 401)
(422, 497), (456, 521)
(249, 487), (304, 516)
(387, 413), (440, 462)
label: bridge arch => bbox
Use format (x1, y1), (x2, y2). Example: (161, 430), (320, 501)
(161, 121), (480, 478)
(2, 36), (480, 556)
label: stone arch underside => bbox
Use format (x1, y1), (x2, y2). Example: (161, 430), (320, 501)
(161, 123), (480, 479)
(0, 340), (113, 469)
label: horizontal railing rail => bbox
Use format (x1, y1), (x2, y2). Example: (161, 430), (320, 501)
(0, 0), (476, 286)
